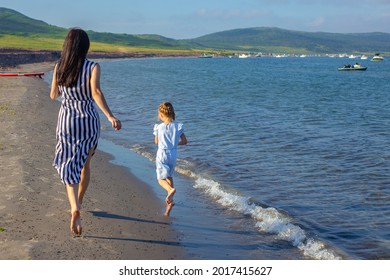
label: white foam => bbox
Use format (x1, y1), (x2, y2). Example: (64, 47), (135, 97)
(131, 144), (341, 260)
(132, 144), (156, 162)
(194, 177), (341, 260)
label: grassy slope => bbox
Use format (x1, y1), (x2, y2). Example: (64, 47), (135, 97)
(0, 34), (198, 55)
(1, 7), (389, 55)
(0, 7), (203, 54)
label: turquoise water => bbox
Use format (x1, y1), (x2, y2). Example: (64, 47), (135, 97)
(55, 56), (390, 259)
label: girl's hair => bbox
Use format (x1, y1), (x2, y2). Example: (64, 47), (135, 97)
(158, 102), (176, 121)
(56, 28), (90, 87)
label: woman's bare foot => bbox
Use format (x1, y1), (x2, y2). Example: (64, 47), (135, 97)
(166, 188), (176, 204)
(164, 201), (175, 216)
(71, 210), (82, 236)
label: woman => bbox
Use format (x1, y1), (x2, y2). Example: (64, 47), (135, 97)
(50, 28), (121, 235)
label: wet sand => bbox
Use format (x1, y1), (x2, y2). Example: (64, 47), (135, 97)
(0, 63), (186, 259)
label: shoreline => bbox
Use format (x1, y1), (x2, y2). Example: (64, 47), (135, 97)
(0, 49), (197, 68)
(0, 62), (187, 259)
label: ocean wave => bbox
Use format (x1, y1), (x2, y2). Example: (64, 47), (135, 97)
(132, 144), (156, 162)
(192, 176), (341, 260)
(131, 144), (341, 260)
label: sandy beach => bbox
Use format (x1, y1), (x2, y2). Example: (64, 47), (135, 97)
(0, 63), (186, 260)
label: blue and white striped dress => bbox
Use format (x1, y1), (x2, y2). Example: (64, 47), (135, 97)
(53, 59), (100, 185)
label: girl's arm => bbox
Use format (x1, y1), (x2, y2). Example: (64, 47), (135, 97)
(90, 63), (121, 131)
(50, 64), (60, 100)
(179, 133), (187, 145)
(154, 136), (159, 145)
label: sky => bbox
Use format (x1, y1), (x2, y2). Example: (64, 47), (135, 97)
(0, 0), (389, 39)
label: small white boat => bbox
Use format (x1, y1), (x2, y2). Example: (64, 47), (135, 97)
(361, 55), (368, 60)
(371, 53), (384, 61)
(274, 54), (288, 58)
(238, 54), (250, 58)
(199, 54), (213, 58)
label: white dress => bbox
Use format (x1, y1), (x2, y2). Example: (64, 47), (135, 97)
(153, 122), (184, 180)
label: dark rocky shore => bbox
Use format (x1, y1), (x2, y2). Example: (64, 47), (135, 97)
(0, 48), (195, 68)
(0, 49), (60, 68)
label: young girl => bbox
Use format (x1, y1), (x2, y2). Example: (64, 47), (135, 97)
(153, 102), (187, 216)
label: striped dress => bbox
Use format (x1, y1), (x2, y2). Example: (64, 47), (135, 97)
(53, 59), (100, 185)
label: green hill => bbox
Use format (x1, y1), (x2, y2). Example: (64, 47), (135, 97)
(0, 7), (192, 53)
(0, 7), (66, 36)
(1, 7), (389, 55)
(189, 27), (390, 54)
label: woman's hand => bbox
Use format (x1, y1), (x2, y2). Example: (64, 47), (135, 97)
(108, 116), (121, 131)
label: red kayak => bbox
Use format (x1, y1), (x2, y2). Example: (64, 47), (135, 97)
(0, 72), (44, 78)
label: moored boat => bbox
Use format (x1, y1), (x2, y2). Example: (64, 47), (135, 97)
(198, 54), (213, 58)
(338, 63), (367, 71)
(371, 53), (384, 61)
(238, 53), (250, 58)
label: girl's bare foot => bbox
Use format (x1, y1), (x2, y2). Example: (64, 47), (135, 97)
(164, 201), (175, 216)
(71, 210), (82, 235)
(166, 188), (176, 204)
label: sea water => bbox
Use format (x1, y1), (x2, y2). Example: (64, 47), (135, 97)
(47, 56), (390, 259)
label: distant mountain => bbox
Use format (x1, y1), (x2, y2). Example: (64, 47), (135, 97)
(189, 27), (390, 54)
(1, 7), (389, 54)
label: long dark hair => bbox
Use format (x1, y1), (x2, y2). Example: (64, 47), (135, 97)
(56, 28), (90, 87)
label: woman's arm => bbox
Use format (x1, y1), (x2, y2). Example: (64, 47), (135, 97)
(50, 64), (60, 100)
(90, 63), (121, 131)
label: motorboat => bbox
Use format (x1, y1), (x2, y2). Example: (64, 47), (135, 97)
(360, 55), (368, 60)
(198, 54), (213, 58)
(371, 53), (384, 61)
(238, 53), (250, 58)
(338, 63), (367, 71)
